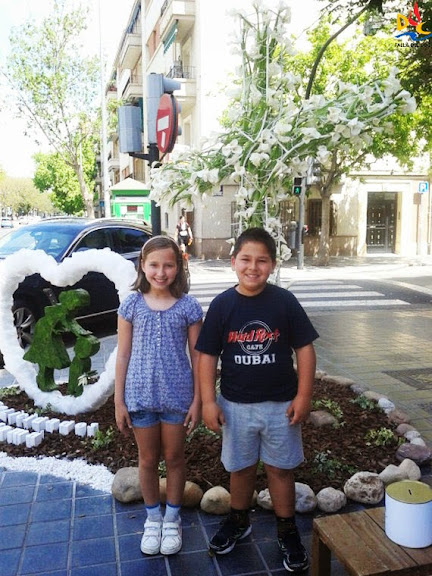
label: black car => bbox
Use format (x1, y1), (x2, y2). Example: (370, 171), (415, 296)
(0, 217), (152, 366)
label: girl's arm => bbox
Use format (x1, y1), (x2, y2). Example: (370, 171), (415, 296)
(287, 343), (316, 425)
(115, 316), (133, 435)
(199, 352), (225, 433)
(184, 319), (203, 433)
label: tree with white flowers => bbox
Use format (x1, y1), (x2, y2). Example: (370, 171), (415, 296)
(150, 1), (416, 268)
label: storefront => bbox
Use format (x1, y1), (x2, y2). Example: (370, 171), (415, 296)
(110, 177), (151, 223)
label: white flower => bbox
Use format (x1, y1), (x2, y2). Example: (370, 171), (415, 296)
(400, 96), (416, 114)
(250, 152), (269, 166)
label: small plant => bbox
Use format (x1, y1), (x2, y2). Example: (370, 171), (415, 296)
(351, 395), (376, 411)
(311, 450), (357, 479)
(364, 427), (397, 447)
(186, 422), (220, 442)
(87, 427), (115, 451)
(312, 398), (345, 428)
(0, 386), (21, 399)
(158, 460), (167, 478)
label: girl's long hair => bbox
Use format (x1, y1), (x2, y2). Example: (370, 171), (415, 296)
(132, 235), (188, 297)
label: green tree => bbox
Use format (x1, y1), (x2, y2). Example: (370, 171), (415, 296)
(319, 1), (432, 107)
(0, 176), (53, 216)
(33, 132), (97, 216)
(3, 0), (99, 217)
(284, 18), (428, 263)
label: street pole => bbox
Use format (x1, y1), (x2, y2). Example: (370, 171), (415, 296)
(98, 0), (111, 218)
(297, 183), (305, 270)
(148, 143), (161, 235)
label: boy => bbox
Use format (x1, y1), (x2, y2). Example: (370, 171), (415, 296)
(196, 227), (318, 573)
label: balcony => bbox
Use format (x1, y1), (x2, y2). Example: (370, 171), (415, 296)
(160, 0), (195, 46)
(119, 33), (142, 70)
(118, 69), (143, 102)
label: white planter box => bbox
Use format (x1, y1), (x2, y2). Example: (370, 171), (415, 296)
(23, 414), (38, 430)
(32, 416), (49, 432)
(75, 422), (87, 437)
(16, 412), (29, 428)
(25, 431), (44, 448)
(0, 425), (13, 441)
(45, 418), (61, 433)
(87, 423), (99, 437)
(59, 421), (75, 435)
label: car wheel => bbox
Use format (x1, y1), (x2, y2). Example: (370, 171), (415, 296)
(13, 300), (37, 349)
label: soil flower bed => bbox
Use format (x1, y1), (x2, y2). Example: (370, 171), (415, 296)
(0, 379), (403, 494)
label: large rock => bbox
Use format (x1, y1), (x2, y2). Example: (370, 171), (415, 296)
(344, 472), (384, 504)
(321, 375), (355, 387)
(396, 423), (416, 436)
(396, 443), (432, 465)
(399, 458), (422, 480)
(200, 486), (231, 515)
(387, 409), (410, 425)
(112, 467), (142, 503)
(295, 482), (317, 513)
(316, 487), (347, 513)
(257, 488), (273, 510)
(159, 478), (203, 507)
(308, 410), (338, 427)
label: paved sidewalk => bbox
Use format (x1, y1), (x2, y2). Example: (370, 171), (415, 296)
(0, 254), (431, 575)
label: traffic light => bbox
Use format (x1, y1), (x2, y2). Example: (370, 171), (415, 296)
(147, 73), (181, 149)
(306, 158), (321, 185)
(292, 177), (303, 196)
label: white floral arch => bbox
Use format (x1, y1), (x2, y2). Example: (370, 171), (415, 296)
(0, 248), (136, 414)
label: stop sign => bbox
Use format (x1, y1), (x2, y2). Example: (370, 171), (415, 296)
(156, 94), (179, 154)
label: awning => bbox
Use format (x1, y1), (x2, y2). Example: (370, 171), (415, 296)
(163, 21), (178, 53)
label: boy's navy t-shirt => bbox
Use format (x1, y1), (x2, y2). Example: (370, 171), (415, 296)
(196, 283), (319, 403)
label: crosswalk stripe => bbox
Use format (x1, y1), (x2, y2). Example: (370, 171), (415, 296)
(291, 291), (384, 299)
(302, 299), (409, 308)
(189, 280), (411, 310)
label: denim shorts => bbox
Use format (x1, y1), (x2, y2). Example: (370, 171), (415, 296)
(129, 410), (186, 428)
(218, 396), (304, 472)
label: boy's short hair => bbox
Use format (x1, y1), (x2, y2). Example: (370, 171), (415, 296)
(232, 228), (277, 262)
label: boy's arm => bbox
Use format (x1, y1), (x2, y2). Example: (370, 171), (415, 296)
(199, 352), (225, 433)
(287, 343), (316, 426)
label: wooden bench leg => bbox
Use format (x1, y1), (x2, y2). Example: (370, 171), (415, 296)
(311, 529), (331, 576)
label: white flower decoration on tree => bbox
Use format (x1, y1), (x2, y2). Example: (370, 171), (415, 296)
(150, 1), (416, 266)
(0, 249), (136, 414)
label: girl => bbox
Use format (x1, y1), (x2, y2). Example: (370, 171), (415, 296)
(115, 236), (202, 556)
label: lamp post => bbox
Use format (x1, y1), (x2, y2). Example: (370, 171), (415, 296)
(297, 0), (383, 269)
(98, 0), (111, 218)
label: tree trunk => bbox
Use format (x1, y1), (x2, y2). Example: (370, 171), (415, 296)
(317, 193), (331, 266)
(75, 162), (94, 218)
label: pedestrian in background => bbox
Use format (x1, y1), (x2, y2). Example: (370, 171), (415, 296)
(115, 236), (202, 556)
(174, 214), (193, 253)
(196, 227), (318, 573)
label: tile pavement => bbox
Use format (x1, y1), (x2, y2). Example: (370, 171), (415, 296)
(1, 255), (431, 574)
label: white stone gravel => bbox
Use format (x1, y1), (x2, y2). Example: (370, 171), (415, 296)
(0, 452), (114, 493)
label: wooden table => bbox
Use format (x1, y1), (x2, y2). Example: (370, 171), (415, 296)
(311, 507), (432, 576)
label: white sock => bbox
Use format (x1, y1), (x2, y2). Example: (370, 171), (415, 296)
(164, 502), (181, 523)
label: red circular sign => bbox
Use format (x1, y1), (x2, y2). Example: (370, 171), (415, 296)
(156, 94), (178, 153)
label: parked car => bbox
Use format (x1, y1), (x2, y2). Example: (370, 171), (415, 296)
(1, 217), (14, 228)
(0, 217), (152, 366)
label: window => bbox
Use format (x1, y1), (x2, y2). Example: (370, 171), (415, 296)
(111, 227), (150, 254)
(307, 199), (337, 236)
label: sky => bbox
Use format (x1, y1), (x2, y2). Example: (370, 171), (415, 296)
(0, 0), (320, 180)
(0, 0), (135, 179)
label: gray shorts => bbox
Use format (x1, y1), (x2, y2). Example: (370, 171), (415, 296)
(218, 396), (304, 472)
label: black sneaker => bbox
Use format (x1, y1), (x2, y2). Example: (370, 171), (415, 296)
(278, 529), (309, 573)
(209, 514), (252, 554)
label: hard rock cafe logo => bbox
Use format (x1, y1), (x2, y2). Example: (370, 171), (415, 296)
(228, 320), (280, 356)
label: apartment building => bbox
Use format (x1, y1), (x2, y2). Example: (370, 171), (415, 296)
(102, 0), (432, 258)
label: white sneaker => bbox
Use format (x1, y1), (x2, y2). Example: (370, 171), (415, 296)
(160, 519), (182, 555)
(140, 518), (162, 555)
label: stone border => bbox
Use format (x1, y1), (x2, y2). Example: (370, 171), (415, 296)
(112, 371), (432, 515)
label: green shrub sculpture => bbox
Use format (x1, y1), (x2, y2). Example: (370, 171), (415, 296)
(23, 289), (100, 397)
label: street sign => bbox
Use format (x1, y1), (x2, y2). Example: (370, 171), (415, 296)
(418, 181), (429, 194)
(156, 93), (178, 154)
